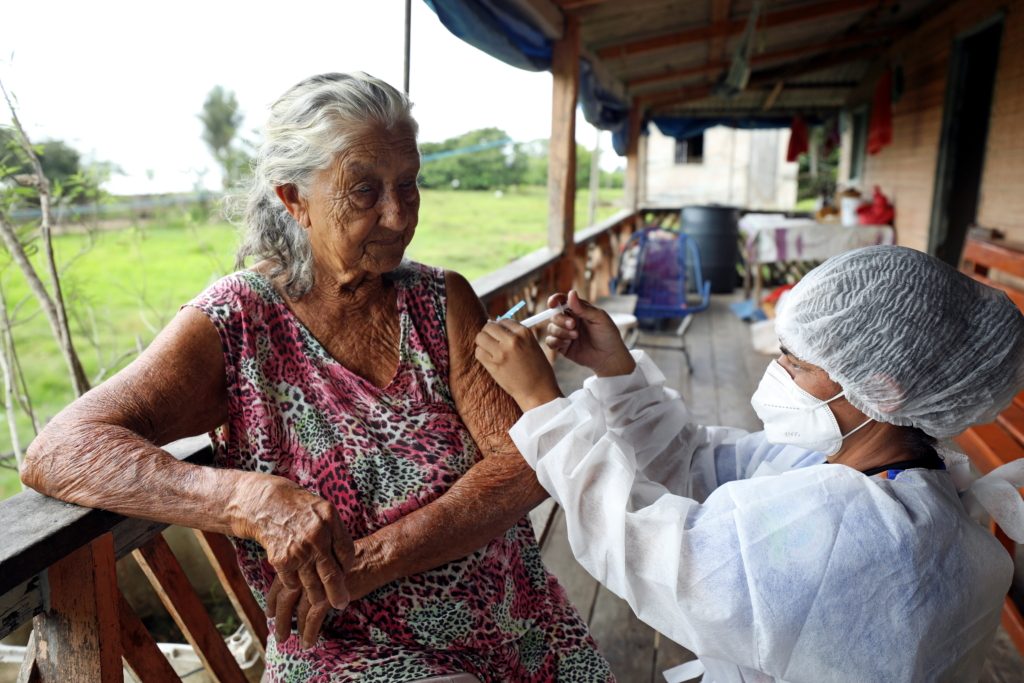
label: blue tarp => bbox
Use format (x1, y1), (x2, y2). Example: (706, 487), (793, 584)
(653, 117), (795, 141)
(424, 0), (551, 71)
(579, 58), (631, 155)
(424, 1), (810, 154)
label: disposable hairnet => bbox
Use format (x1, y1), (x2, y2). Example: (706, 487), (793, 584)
(774, 245), (1024, 438)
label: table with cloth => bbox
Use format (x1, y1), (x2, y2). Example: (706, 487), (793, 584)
(740, 214), (895, 300)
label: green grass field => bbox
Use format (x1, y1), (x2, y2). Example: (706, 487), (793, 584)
(0, 186), (622, 498)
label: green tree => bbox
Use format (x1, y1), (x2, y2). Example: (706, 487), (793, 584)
(0, 130), (107, 205)
(517, 139), (604, 188)
(198, 86), (248, 189)
(419, 128), (524, 190)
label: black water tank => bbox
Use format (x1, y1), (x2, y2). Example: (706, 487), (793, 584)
(681, 205), (740, 294)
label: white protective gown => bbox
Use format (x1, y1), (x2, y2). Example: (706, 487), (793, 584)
(509, 352), (1014, 683)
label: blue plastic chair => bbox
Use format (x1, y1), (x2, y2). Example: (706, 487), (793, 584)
(611, 227), (712, 370)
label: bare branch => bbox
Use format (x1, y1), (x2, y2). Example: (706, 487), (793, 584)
(0, 78), (90, 396)
(0, 282), (24, 484)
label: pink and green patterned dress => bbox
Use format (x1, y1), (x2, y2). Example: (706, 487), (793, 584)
(188, 262), (613, 682)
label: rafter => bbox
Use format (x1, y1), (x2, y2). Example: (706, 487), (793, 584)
(708, 0), (733, 65)
(553, 0), (613, 10)
(597, 0), (880, 59)
(639, 44), (881, 111)
(763, 81), (785, 111)
(628, 27), (897, 90)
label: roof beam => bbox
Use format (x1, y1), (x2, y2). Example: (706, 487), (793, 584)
(640, 44), (881, 111)
(597, 0), (880, 59)
(628, 27), (896, 90)
(763, 81), (785, 111)
(554, 0), (614, 10)
(708, 0), (733, 65)
(509, 0), (563, 39)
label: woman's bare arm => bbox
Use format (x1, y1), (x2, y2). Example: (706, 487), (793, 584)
(343, 271), (548, 596)
(22, 307), (354, 624)
(21, 307), (243, 528)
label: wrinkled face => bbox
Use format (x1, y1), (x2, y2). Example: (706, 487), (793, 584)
(303, 122), (420, 279)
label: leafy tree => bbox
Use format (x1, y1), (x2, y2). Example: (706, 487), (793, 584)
(198, 86), (248, 188)
(417, 128), (626, 191)
(0, 130), (106, 205)
(517, 139), (624, 189)
(419, 128), (524, 190)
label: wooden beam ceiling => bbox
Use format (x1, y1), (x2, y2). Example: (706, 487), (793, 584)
(553, 0), (614, 10)
(708, 0), (733, 65)
(640, 43), (881, 111)
(596, 0), (880, 59)
(628, 27), (897, 90)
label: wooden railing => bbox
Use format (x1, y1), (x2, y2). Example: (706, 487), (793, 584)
(474, 207), (678, 316)
(0, 436), (267, 682)
(0, 205), (681, 680)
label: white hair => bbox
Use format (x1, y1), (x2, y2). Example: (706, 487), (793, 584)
(234, 72), (417, 297)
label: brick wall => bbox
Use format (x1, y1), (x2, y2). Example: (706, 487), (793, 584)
(861, 0), (1023, 250)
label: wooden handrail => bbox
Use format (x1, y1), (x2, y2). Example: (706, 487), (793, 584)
(0, 435), (212, 606)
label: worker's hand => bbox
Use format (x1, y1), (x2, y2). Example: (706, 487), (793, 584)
(544, 291), (636, 378)
(475, 319), (562, 411)
(232, 475), (354, 649)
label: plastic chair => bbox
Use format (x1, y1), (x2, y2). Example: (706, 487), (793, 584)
(611, 227), (712, 371)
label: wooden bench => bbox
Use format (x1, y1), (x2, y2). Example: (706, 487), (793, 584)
(957, 234), (1024, 656)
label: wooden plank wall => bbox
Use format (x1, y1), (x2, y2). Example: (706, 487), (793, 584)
(860, 0), (1024, 249)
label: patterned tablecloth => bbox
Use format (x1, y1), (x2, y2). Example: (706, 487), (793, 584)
(740, 214), (895, 264)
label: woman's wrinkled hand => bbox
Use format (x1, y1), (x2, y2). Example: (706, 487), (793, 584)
(475, 319), (562, 412)
(543, 291), (635, 378)
(232, 475), (354, 649)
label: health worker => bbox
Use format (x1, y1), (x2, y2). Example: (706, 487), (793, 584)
(475, 245), (1024, 683)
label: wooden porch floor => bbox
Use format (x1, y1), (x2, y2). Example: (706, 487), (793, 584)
(529, 293), (1024, 683)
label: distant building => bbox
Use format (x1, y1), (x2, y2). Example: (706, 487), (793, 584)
(641, 125), (798, 210)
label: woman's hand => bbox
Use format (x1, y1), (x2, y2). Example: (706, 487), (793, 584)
(475, 319), (562, 412)
(232, 475), (355, 649)
(543, 291), (636, 377)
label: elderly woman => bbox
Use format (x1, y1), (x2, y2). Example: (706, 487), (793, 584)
(21, 73), (612, 682)
(475, 245), (1024, 683)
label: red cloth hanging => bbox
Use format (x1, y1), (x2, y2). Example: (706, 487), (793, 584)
(786, 116), (809, 162)
(867, 68), (893, 155)
(857, 186), (895, 225)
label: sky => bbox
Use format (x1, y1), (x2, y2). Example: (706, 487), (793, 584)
(0, 0), (617, 195)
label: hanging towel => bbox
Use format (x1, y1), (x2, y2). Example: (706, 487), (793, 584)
(868, 68), (893, 155)
(786, 116), (809, 161)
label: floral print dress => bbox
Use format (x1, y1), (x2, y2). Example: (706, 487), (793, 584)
(187, 262), (612, 682)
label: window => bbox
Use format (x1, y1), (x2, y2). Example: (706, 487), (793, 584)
(848, 107), (869, 180)
(674, 134), (705, 165)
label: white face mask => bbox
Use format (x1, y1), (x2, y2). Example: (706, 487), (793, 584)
(750, 360), (871, 456)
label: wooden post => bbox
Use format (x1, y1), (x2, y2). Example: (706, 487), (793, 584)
(625, 102), (644, 213)
(16, 631), (39, 683)
(118, 591), (180, 683)
(587, 129), (601, 227)
(194, 529), (268, 654)
(403, 0), (412, 95)
(548, 14), (580, 292)
(32, 534), (121, 683)
(134, 534), (249, 683)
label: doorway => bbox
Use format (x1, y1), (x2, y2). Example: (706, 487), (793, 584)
(928, 17), (1003, 265)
